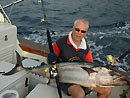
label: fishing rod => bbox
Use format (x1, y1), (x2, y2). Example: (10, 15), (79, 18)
(106, 49), (130, 65)
(114, 49), (130, 63)
(40, 0), (53, 52)
(105, 49), (130, 82)
(40, 0), (62, 98)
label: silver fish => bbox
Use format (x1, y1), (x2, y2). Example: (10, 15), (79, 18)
(2, 61), (130, 87)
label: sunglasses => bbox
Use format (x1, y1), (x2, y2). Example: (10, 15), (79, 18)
(75, 28), (86, 33)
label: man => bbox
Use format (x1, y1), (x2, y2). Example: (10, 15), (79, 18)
(48, 19), (111, 98)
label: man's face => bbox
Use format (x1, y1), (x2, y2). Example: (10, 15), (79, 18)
(72, 21), (88, 41)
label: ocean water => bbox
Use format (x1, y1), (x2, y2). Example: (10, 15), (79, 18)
(1, 0), (130, 72)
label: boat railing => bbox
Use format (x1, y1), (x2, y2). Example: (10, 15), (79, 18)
(0, 0), (24, 24)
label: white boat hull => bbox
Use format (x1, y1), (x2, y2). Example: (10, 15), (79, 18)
(26, 83), (130, 98)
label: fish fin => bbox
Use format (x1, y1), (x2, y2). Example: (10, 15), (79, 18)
(81, 67), (96, 74)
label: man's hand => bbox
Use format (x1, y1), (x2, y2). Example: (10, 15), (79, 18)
(48, 52), (58, 64)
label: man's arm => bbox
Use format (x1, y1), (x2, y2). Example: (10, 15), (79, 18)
(84, 50), (93, 63)
(47, 42), (60, 64)
(53, 42), (60, 56)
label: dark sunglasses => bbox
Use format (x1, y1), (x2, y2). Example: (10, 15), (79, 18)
(75, 28), (86, 33)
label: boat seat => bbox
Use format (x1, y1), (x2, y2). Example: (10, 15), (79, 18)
(0, 61), (29, 98)
(0, 61), (15, 73)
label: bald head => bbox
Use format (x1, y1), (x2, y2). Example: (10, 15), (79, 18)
(73, 19), (89, 29)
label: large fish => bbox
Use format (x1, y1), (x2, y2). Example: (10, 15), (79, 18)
(2, 59), (130, 88)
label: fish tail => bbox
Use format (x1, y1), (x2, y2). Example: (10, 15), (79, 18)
(2, 63), (23, 76)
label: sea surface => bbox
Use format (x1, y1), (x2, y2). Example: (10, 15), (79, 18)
(1, 0), (130, 72)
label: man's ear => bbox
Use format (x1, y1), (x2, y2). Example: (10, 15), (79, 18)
(72, 26), (74, 31)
